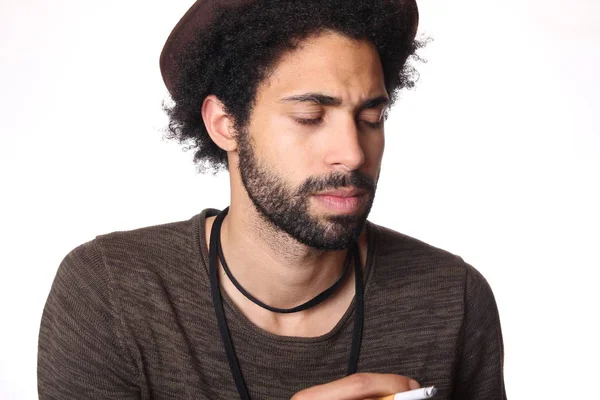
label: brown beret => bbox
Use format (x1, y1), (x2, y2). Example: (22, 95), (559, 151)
(160, 0), (250, 95)
(160, 0), (418, 96)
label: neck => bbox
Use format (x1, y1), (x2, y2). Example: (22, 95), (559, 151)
(219, 204), (355, 309)
(204, 202), (368, 337)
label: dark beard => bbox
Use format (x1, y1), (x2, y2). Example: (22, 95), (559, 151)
(236, 131), (376, 250)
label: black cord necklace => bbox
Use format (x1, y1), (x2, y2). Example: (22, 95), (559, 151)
(209, 207), (364, 400)
(217, 226), (353, 314)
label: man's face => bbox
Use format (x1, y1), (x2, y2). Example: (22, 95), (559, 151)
(235, 32), (388, 250)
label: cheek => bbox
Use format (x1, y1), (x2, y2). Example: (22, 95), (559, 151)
(250, 115), (315, 174)
(361, 133), (385, 168)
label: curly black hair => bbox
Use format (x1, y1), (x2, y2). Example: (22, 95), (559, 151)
(164, 0), (425, 173)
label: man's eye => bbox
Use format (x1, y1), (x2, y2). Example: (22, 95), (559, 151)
(293, 117), (323, 126)
(362, 120), (382, 129)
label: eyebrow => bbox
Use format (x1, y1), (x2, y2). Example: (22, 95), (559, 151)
(279, 93), (389, 110)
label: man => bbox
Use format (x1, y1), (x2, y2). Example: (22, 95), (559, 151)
(38, 0), (506, 399)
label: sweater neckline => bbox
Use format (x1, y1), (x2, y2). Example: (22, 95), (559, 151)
(194, 208), (377, 345)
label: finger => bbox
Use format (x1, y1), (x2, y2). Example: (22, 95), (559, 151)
(291, 373), (420, 400)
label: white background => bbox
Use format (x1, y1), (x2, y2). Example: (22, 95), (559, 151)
(1, 0), (599, 398)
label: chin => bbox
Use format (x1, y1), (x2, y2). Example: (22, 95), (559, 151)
(317, 217), (367, 248)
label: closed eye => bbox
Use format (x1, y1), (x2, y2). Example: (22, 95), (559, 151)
(294, 117), (382, 128)
(361, 120), (382, 129)
(293, 117), (323, 126)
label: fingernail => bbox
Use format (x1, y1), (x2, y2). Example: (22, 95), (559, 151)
(409, 379), (420, 390)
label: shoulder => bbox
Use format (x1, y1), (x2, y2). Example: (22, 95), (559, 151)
(367, 222), (490, 307)
(55, 211), (211, 302)
(90, 212), (209, 290)
(94, 214), (200, 256)
(369, 222), (468, 273)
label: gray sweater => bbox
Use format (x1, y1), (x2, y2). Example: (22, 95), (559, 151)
(38, 209), (506, 399)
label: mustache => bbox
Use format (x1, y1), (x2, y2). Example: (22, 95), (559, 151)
(297, 171), (376, 195)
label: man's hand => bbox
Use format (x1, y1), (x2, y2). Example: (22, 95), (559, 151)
(290, 373), (420, 400)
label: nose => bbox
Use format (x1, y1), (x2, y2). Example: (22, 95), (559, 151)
(324, 118), (365, 172)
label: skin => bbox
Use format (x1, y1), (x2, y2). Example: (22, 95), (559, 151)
(202, 31), (418, 399)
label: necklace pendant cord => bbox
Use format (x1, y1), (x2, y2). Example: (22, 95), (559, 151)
(217, 226), (353, 314)
(210, 209), (251, 400)
(209, 207), (365, 400)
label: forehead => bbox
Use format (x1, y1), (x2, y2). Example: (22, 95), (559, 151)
(258, 31), (386, 102)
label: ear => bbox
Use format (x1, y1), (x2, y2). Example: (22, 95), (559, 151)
(201, 95), (237, 152)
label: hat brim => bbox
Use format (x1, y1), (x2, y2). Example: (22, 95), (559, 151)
(159, 0), (418, 96)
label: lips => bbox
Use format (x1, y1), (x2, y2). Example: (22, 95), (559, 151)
(314, 188), (367, 198)
(312, 187), (368, 213)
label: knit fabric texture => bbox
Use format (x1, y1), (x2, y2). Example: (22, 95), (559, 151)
(38, 209), (506, 399)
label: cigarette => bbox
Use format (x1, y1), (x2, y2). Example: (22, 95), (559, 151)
(376, 386), (437, 400)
